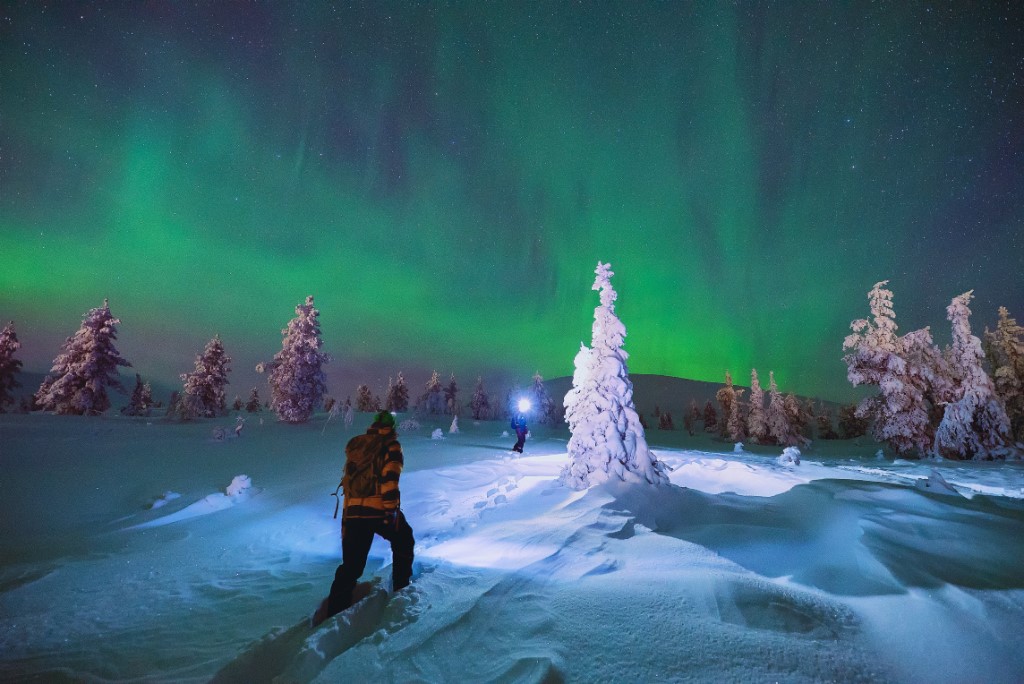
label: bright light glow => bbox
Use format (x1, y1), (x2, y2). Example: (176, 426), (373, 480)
(517, 399), (531, 413)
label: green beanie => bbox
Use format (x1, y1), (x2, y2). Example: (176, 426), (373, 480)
(374, 410), (396, 429)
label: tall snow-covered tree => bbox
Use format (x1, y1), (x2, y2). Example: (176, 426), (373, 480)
(180, 335), (232, 418)
(0, 321), (23, 413)
(266, 296), (330, 423)
(783, 393), (810, 445)
(529, 371), (557, 424)
(766, 371), (800, 446)
(385, 372), (410, 412)
(715, 370), (737, 438)
(562, 262), (668, 489)
(703, 401), (718, 432)
(36, 299), (132, 415)
(420, 371), (446, 415)
(746, 368), (768, 443)
(727, 389), (746, 442)
(843, 281), (940, 456)
(444, 373), (459, 415)
(355, 384), (376, 412)
(934, 291), (1010, 459)
(985, 306), (1024, 442)
(469, 376), (491, 420)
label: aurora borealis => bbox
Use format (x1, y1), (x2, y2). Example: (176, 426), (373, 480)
(2, 2), (1021, 403)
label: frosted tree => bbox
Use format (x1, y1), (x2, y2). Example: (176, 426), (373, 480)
(469, 376), (491, 420)
(746, 368), (768, 443)
(702, 401), (718, 432)
(843, 281), (937, 456)
(385, 372), (410, 412)
(245, 387), (262, 413)
(727, 388), (746, 442)
(985, 307), (1024, 442)
(0, 321), (23, 413)
(561, 262), (669, 489)
(122, 373), (153, 416)
(934, 291), (1010, 458)
(36, 299), (132, 415)
(180, 335), (232, 418)
(420, 371), (446, 414)
(355, 384), (376, 412)
(265, 296), (330, 423)
(715, 370), (737, 438)
(766, 371), (799, 446)
(444, 373), (459, 415)
(529, 371), (557, 424)
(783, 393), (810, 445)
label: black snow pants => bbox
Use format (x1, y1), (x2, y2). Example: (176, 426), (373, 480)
(327, 511), (415, 616)
(513, 428), (527, 452)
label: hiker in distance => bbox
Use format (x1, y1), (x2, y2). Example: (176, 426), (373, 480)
(313, 410), (415, 626)
(511, 399), (530, 453)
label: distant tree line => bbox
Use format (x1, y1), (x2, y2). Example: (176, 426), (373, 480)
(2, 297), (567, 426)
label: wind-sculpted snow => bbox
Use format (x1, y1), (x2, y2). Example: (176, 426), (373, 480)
(2, 414), (1024, 682)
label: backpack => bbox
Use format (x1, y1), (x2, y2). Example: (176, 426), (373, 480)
(333, 433), (389, 517)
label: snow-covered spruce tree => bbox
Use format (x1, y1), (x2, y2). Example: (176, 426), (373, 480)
(0, 321), (23, 412)
(355, 384), (375, 412)
(746, 369), (768, 443)
(561, 262), (668, 489)
(842, 281), (939, 456)
(715, 370), (737, 438)
(266, 296), (330, 423)
(727, 389), (747, 442)
(470, 376), (491, 420)
(122, 373), (153, 416)
(420, 371), (446, 415)
(934, 291), (1011, 459)
(444, 373), (459, 415)
(985, 306), (1024, 442)
(36, 299), (132, 415)
(245, 387), (262, 413)
(783, 393), (810, 445)
(702, 401), (718, 432)
(766, 371), (798, 446)
(529, 371), (557, 424)
(180, 334), (232, 418)
(385, 372), (410, 412)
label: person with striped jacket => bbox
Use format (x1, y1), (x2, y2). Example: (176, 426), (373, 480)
(314, 410), (415, 625)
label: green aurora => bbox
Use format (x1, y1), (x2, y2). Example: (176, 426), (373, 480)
(2, 2), (1021, 403)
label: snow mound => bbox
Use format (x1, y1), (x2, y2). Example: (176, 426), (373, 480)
(149, 491), (181, 510)
(226, 474), (252, 497)
(914, 469), (962, 497)
(431, 428), (444, 440)
(131, 476), (256, 529)
(777, 447), (801, 466)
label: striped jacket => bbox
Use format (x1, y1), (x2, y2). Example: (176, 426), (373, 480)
(342, 426), (403, 519)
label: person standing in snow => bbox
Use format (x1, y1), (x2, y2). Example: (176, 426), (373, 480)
(511, 411), (528, 453)
(314, 410), (415, 626)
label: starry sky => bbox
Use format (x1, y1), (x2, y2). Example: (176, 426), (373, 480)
(2, 2), (1022, 404)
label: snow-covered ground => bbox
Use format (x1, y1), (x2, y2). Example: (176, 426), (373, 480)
(2, 413), (1023, 683)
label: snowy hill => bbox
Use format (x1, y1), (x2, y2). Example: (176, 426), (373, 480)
(2, 412), (1024, 682)
(545, 373), (845, 416)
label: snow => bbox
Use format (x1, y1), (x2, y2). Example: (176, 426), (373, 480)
(2, 413), (1024, 682)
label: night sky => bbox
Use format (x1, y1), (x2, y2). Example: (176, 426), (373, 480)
(2, 2), (1022, 404)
